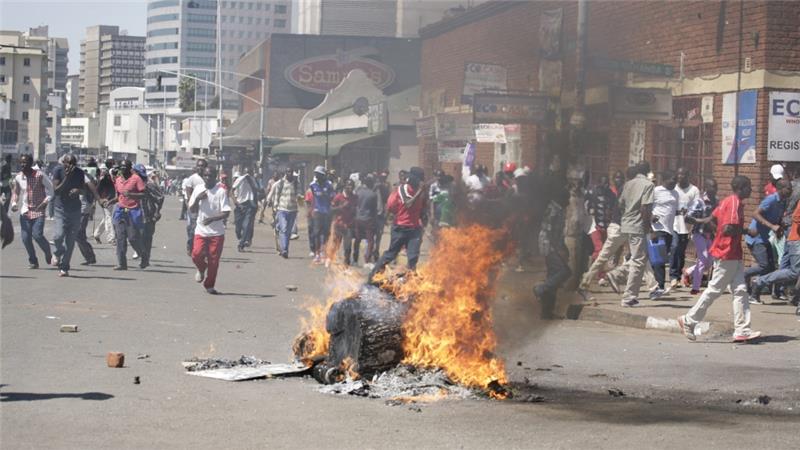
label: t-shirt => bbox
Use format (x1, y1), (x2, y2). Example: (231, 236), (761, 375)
(355, 185), (378, 222)
(744, 192), (786, 246)
(709, 194), (744, 260)
(673, 183), (700, 234)
(51, 165), (86, 212)
(432, 189), (454, 226)
(310, 180), (334, 214)
(787, 201), (800, 242)
(651, 186), (679, 233)
(183, 173), (204, 199)
(332, 192), (357, 228)
(114, 174), (145, 209)
(232, 174), (255, 204)
(618, 174), (654, 234)
(189, 184), (232, 237)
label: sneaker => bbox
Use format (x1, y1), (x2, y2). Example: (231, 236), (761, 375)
(649, 288), (666, 299)
(195, 270), (205, 283)
(113, 265), (127, 271)
(206, 287), (218, 295)
(280, 252), (288, 259)
(363, 263), (375, 271)
(51, 255), (60, 266)
(132, 252), (139, 259)
(290, 234), (299, 240)
(28, 263), (39, 269)
(690, 289), (701, 295)
(732, 331), (762, 342)
(677, 315), (696, 341)
(681, 272), (692, 288)
(576, 289), (593, 302)
(309, 251), (315, 258)
(748, 295), (763, 305)
(237, 244), (245, 252)
(598, 278), (608, 287)
(58, 270), (69, 277)
(607, 276), (620, 294)
(669, 279), (680, 291)
(139, 261), (149, 269)
(80, 260), (96, 266)
(621, 298), (639, 307)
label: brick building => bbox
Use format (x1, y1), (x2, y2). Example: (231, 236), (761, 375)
(417, 0), (800, 207)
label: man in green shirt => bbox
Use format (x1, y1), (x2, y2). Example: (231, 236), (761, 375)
(617, 161), (655, 307)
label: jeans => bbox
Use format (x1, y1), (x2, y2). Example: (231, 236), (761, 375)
(353, 218), (375, 264)
(113, 209), (142, 268)
(331, 223), (355, 265)
(275, 210), (297, 256)
(751, 240), (800, 296)
(580, 223), (623, 290)
(234, 201), (256, 248)
(192, 235), (224, 289)
(669, 233), (690, 281)
(535, 251), (572, 319)
(306, 213), (316, 253)
(19, 215), (51, 265)
(93, 203), (115, 243)
(53, 208), (82, 272)
(651, 231), (673, 289)
(311, 211), (332, 255)
(139, 222), (156, 267)
(76, 213), (96, 264)
(745, 242), (775, 293)
(370, 225), (423, 280)
(621, 232), (648, 302)
(684, 259), (752, 337)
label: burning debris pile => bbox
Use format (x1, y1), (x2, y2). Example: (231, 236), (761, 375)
(294, 224), (512, 400)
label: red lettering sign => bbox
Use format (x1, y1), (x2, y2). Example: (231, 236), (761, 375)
(284, 53), (396, 94)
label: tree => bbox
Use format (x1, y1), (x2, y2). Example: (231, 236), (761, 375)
(179, 77), (196, 112)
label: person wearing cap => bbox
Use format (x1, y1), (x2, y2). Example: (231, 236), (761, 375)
(110, 160), (146, 270)
(135, 165), (164, 269)
(309, 166), (335, 264)
(765, 164), (784, 197)
(266, 169), (302, 258)
(369, 167), (428, 281)
(745, 178), (792, 303)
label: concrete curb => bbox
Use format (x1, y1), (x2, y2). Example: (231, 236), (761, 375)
(566, 304), (733, 337)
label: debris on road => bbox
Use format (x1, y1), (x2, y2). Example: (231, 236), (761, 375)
(517, 394), (546, 403)
(183, 355), (266, 371)
(757, 395), (771, 405)
(183, 356), (310, 381)
(60, 325), (78, 332)
(107, 352), (125, 368)
(45, 316), (60, 320)
(285, 284), (298, 291)
(136, 354), (150, 360)
(133, 376), (141, 384)
(608, 388), (625, 397)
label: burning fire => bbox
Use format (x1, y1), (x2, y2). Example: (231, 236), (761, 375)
(296, 224), (511, 396)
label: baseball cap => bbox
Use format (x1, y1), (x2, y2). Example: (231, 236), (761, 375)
(770, 164), (784, 180)
(133, 164), (147, 178)
(313, 165), (326, 175)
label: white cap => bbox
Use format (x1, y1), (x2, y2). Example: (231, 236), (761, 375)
(770, 164), (784, 180)
(313, 165), (326, 175)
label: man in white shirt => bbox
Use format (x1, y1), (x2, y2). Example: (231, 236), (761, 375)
(670, 167), (701, 289)
(183, 159), (208, 256)
(189, 166), (231, 295)
(231, 166), (258, 252)
(650, 170), (679, 298)
(10, 154), (54, 268)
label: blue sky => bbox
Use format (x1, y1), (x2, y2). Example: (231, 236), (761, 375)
(0, 0), (147, 74)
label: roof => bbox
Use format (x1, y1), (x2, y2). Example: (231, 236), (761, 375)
(271, 131), (377, 157)
(209, 110), (262, 148)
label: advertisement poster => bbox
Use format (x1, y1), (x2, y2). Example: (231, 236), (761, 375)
(438, 141), (467, 163)
(629, 120), (646, 166)
(461, 63), (507, 104)
(474, 123), (506, 143)
(701, 96), (714, 123)
(767, 91), (800, 161)
(539, 8), (563, 59)
(721, 90), (757, 164)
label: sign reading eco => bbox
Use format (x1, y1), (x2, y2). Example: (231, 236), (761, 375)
(768, 91), (800, 161)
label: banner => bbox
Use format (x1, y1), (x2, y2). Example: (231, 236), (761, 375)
(415, 116), (436, 138)
(722, 90), (757, 164)
(436, 112), (473, 141)
(767, 91), (800, 161)
(461, 62), (507, 104)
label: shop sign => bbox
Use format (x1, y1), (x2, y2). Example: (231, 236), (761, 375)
(473, 93), (549, 124)
(415, 116), (436, 138)
(436, 112), (473, 141)
(438, 141), (467, 163)
(284, 51), (396, 95)
(474, 123), (506, 143)
(721, 90), (757, 164)
(461, 62), (507, 104)
(701, 96), (714, 123)
(590, 55), (674, 77)
(367, 101), (388, 135)
(610, 87), (672, 121)
(767, 91), (800, 161)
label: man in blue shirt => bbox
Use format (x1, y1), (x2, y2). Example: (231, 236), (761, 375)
(309, 166), (334, 264)
(745, 178), (792, 302)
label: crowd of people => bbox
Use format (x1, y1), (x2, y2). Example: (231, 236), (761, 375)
(2, 151), (798, 335)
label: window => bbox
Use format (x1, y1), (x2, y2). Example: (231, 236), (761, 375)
(147, 56), (178, 65)
(652, 97), (715, 189)
(187, 27), (216, 38)
(22, 93), (30, 102)
(248, 2), (253, 9)
(222, 1), (227, 7)
(239, 16), (244, 23)
(0, 56), (5, 65)
(256, 32), (261, 39)
(263, 3), (270, 10)
(264, 18), (270, 26)
(0, 74), (5, 83)
(238, 30), (244, 38)
(247, 31), (252, 39)
(255, 18), (260, 25)
(228, 1), (234, 8)
(147, 13), (179, 24)
(248, 17), (253, 24)
(23, 57), (31, 66)
(221, 30), (227, 37)
(239, 2), (244, 8)
(114, 115), (121, 126)
(148, 0), (179, 10)
(221, 15), (226, 22)
(237, 46), (243, 54)
(275, 4), (287, 13)
(275, 19), (286, 28)
(187, 13), (216, 23)
(147, 42), (179, 51)
(23, 76), (31, 84)
(22, 112), (29, 121)
(148, 28), (179, 37)
(255, 2), (261, 10)
(186, 42), (216, 52)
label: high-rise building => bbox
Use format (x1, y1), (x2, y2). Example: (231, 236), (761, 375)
(79, 25), (145, 115)
(292, 0), (476, 37)
(144, 0), (292, 109)
(0, 41), (48, 157)
(25, 26), (69, 92)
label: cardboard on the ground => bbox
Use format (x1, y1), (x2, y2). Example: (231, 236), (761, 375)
(185, 361), (310, 381)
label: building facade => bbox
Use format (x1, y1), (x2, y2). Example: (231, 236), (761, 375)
(60, 115), (103, 156)
(80, 25), (145, 115)
(417, 0), (800, 204)
(144, 0), (292, 109)
(65, 74), (79, 114)
(0, 43), (48, 157)
(25, 26), (69, 92)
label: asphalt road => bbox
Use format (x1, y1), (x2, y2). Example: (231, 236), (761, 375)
(1, 199), (798, 449)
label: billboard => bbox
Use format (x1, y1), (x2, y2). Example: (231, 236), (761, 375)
(767, 91), (800, 161)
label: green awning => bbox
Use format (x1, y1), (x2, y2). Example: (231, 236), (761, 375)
(270, 131), (374, 157)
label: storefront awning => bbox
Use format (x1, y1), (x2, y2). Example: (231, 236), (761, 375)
(270, 131), (374, 157)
